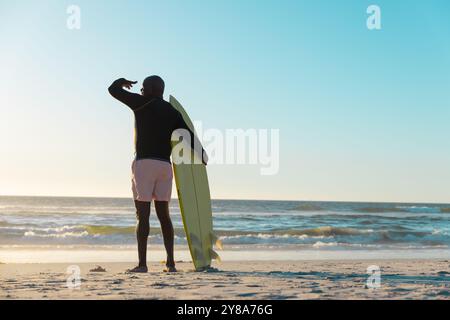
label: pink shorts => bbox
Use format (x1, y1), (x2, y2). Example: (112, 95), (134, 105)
(131, 159), (173, 202)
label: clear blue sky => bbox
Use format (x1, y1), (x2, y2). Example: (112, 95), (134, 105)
(1, 0), (449, 202)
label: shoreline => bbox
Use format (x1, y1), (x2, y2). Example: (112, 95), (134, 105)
(1, 260), (449, 299)
(1, 247), (450, 264)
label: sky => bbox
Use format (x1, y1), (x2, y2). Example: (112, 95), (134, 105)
(0, 0), (449, 202)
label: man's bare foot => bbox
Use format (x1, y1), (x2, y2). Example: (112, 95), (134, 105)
(126, 265), (148, 273)
(163, 266), (177, 273)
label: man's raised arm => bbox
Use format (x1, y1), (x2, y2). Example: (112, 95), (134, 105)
(108, 78), (146, 110)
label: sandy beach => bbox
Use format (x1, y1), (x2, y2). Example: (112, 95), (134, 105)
(1, 259), (449, 300)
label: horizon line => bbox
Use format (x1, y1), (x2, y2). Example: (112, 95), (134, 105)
(1, 194), (449, 205)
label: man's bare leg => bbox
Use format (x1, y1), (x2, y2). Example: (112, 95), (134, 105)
(154, 201), (176, 272)
(128, 200), (151, 273)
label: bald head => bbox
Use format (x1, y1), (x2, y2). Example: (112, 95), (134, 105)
(141, 75), (165, 98)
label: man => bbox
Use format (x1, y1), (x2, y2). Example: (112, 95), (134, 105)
(108, 76), (206, 273)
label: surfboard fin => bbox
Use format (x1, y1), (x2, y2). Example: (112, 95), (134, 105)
(215, 238), (223, 250)
(210, 232), (223, 250)
(209, 249), (221, 263)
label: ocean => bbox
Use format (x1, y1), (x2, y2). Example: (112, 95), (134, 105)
(1, 196), (449, 257)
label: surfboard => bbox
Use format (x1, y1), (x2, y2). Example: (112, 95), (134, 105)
(169, 95), (221, 271)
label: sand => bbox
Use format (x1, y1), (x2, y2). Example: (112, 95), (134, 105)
(1, 260), (449, 300)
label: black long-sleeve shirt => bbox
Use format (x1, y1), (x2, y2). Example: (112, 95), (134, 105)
(108, 78), (204, 163)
